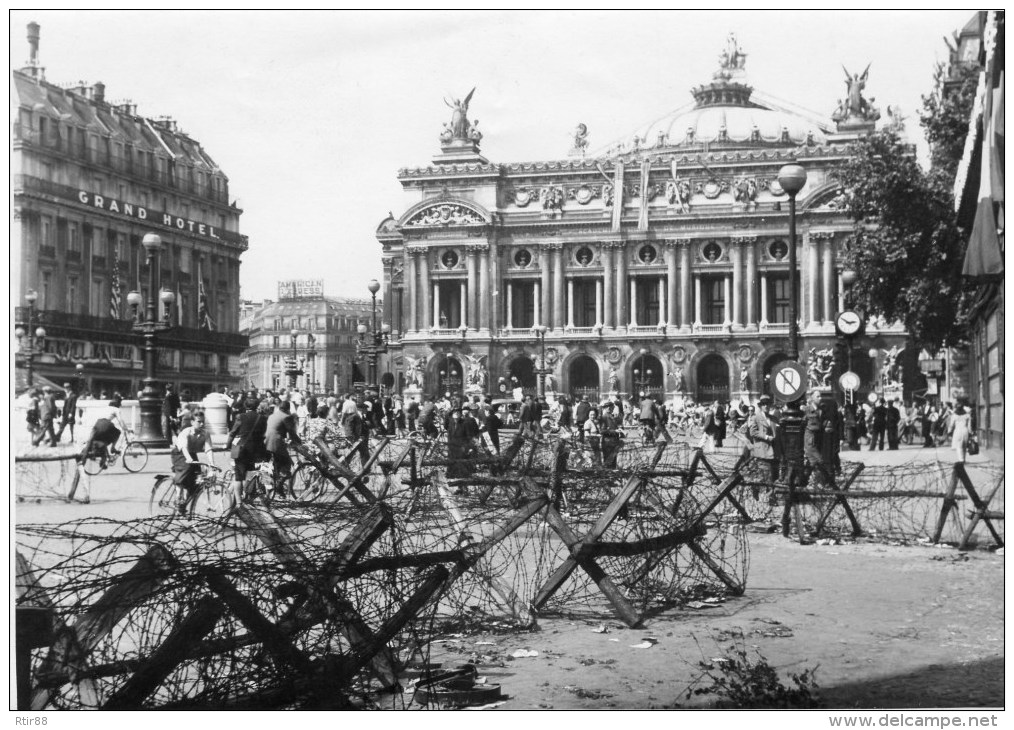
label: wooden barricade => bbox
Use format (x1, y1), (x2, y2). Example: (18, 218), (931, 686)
(933, 462), (1004, 550)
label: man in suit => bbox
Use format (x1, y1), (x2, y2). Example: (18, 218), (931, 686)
(869, 399), (888, 451)
(226, 398), (269, 507)
(749, 395), (780, 486)
(575, 395), (591, 443)
(55, 382), (79, 444)
(264, 400), (301, 496)
(886, 399), (901, 450)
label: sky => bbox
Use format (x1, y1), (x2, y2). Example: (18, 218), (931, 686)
(10, 9), (976, 304)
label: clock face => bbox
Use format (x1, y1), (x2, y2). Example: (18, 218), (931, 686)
(839, 371), (861, 392)
(836, 310), (862, 335)
(771, 361), (807, 402)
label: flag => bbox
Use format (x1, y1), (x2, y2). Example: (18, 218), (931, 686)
(962, 51), (1004, 282)
(110, 254), (122, 319)
(176, 281), (183, 326)
(198, 276), (213, 330)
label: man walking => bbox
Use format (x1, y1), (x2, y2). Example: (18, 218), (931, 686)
(869, 398), (887, 451)
(55, 382), (79, 444)
(886, 399), (901, 450)
(162, 383), (182, 444)
(32, 386), (59, 447)
(575, 395), (591, 443)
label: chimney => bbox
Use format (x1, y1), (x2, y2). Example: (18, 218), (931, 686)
(93, 81), (105, 104)
(27, 22), (39, 66)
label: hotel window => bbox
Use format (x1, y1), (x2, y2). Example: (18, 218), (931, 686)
(91, 279), (104, 317)
(67, 277), (79, 313)
(509, 281), (536, 329)
(93, 176), (104, 195)
(273, 336), (280, 349)
(702, 277), (725, 325)
(41, 216), (53, 248)
(41, 271), (52, 310)
(68, 222), (81, 253)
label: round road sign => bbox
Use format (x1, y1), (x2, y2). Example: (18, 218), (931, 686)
(770, 361), (807, 403)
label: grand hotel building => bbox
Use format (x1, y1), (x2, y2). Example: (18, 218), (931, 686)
(12, 24), (248, 397)
(379, 40), (910, 402)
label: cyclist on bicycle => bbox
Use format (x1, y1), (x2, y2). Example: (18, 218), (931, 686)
(265, 400), (301, 497)
(171, 410), (216, 516)
(226, 397), (269, 508)
(77, 395), (127, 469)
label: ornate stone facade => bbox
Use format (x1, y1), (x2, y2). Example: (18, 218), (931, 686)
(375, 41), (909, 404)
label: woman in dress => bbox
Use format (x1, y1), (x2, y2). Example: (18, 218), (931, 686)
(947, 404), (971, 463)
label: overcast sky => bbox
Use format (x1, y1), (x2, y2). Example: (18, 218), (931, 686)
(11, 9), (975, 303)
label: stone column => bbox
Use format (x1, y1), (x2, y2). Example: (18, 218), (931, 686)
(466, 247), (479, 331)
(730, 238), (743, 327)
(807, 233), (819, 327)
(534, 280), (541, 326)
(595, 279), (603, 326)
(552, 245), (565, 330)
(432, 283), (440, 330)
(382, 255), (394, 328)
(506, 281), (513, 328)
(629, 276), (638, 326)
(679, 240), (691, 330)
(818, 233), (834, 324)
(666, 242), (678, 328)
(602, 245), (614, 329)
(760, 271), (769, 326)
(693, 272), (702, 327)
(407, 250), (418, 332)
(419, 249), (431, 330)
(567, 279), (575, 328)
(723, 274), (732, 326)
(745, 238), (757, 327)
(615, 244), (628, 327)
(479, 247), (490, 331)
(540, 247), (552, 328)
(459, 281), (467, 329)
(658, 276), (666, 327)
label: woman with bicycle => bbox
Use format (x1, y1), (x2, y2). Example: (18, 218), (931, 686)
(226, 398), (269, 509)
(171, 410), (216, 516)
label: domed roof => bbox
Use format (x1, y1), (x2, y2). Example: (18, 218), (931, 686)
(607, 34), (833, 154)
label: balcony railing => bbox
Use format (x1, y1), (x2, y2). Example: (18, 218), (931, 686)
(38, 245), (56, 259)
(91, 255), (107, 270)
(693, 323), (731, 334)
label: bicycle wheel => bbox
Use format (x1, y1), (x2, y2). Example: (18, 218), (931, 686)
(149, 475), (177, 516)
(122, 441), (149, 473)
(290, 462), (327, 502)
(192, 480), (232, 534)
(82, 452), (105, 476)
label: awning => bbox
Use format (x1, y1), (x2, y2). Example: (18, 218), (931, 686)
(14, 370), (68, 397)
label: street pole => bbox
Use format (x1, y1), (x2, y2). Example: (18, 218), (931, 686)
(776, 163), (808, 514)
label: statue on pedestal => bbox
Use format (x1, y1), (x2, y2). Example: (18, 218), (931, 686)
(444, 87), (476, 140)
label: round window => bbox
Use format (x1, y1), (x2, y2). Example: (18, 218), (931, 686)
(769, 240), (788, 261)
(441, 250), (459, 268)
(576, 246), (594, 266)
(703, 242), (722, 262)
(638, 244), (658, 263)
(514, 249), (532, 267)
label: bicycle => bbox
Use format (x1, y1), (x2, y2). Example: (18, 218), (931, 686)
(80, 429), (149, 476)
(150, 463), (235, 533)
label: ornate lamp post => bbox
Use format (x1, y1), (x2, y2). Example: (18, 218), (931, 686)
(633, 347), (651, 395)
(776, 163), (808, 500)
(532, 324), (549, 398)
(286, 328), (302, 389)
(128, 233), (175, 446)
(15, 289), (46, 388)
(356, 279), (390, 393)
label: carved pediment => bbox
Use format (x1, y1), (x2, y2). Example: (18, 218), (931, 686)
(400, 198), (490, 228)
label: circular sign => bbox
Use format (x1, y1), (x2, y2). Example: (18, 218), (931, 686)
(839, 371), (861, 392)
(770, 360), (807, 403)
(867, 392), (879, 404)
(836, 310), (863, 336)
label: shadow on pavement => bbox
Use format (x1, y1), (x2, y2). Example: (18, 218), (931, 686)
(820, 655), (1004, 709)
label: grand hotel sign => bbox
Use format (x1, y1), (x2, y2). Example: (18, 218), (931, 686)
(69, 189), (245, 246)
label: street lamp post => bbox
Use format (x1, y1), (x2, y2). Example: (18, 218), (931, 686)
(15, 289), (46, 388)
(356, 279), (390, 393)
(633, 348), (651, 395)
(776, 163), (808, 509)
(286, 328), (302, 389)
(532, 324), (549, 398)
(127, 233), (175, 447)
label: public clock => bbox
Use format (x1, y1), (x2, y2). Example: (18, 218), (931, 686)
(839, 371), (861, 392)
(836, 310), (863, 336)
(770, 360), (807, 403)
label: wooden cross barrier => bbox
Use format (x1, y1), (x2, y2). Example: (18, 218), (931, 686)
(18, 545), (177, 710)
(933, 462), (1005, 550)
(531, 442), (667, 627)
(686, 448), (755, 524)
(812, 463), (865, 537)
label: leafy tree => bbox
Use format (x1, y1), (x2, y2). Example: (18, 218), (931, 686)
(838, 50), (978, 351)
(838, 129), (970, 350)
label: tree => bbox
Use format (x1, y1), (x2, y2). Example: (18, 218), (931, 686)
(837, 129), (970, 350)
(837, 49), (979, 352)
